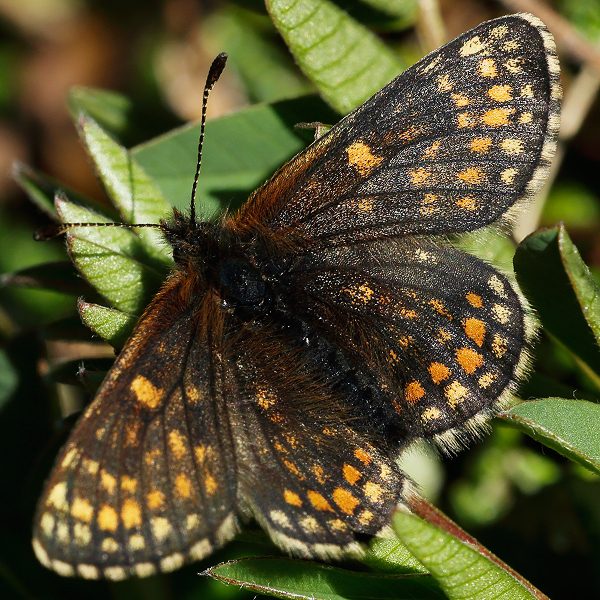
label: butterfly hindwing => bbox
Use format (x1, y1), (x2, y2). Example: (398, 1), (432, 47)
(282, 239), (528, 449)
(234, 14), (560, 244)
(224, 324), (409, 558)
(33, 276), (239, 580)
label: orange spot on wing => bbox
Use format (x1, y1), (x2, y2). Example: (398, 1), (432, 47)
(346, 141), (383, 176)
(121, 499), (142, 529)
(130, 375), (161, 409)
(455, 348), (484, 374)
(466, 293), (483, 308)
(470, 137), (492, 153)
(482, 108), (513, 127)
(97, 505), (118, 532)
(488, 84), (512, 101)
(175, 473), (193, 498)
(354, 448), (372, 465)
(333, 488), (359, 515)
(168, 430), (187, 459)
(284, 490), (302, 507)
(456, 167), (485, 185)
(343, 463), (362, 485)
(405, 380), (425, 404)
(147, 490), (165, 510)
(307, 490), (333, 511)
(428, 362), (451, 384)
(409, 168), (432, 185)
(464, 317), (486, 346)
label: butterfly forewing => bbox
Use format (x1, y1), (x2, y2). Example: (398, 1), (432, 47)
(33, 276), (239, 579)
(235, 14), (560, 244)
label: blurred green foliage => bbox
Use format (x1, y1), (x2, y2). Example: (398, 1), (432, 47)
(2, 0), (600, 599)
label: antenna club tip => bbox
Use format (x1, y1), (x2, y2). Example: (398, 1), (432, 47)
(207, 53), (228, 84)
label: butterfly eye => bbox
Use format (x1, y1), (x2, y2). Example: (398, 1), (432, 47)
(219, 257), (271, 315)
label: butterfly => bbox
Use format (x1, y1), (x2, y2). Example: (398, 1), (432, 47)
(32, 13), (561, 580)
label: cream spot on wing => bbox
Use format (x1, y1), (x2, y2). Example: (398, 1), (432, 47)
(445, 381), (469, 408)
(187, 514), (199, 530)
(56, 520), (69, 543)
(421, 407), (441, 422)
(190, 539), (212, 560)
(460, 36), (486, 56)
(61, 447), (79, 469)
(161, 553), (184, 573)
(47, 482), (69, 511)
(300, 516), (322, 534)
(501, 138), (523, 155)
(151, 516), (172, 541)
(102, 537), (119, 553)
(492, 304), (511, 324)
(83, 459), (99, 475)
(71, 497), (94, 522)
(129, 534), (145, 550)
(501, 168), (517, 184)
(77, 564), (99, 579)
(40, 512), (55, 536)
(135, 563), (156, 578)
(74, 523), (91, 546)
(270, 510), (292, 528)
(363, 481), (384, 503)
(479, 58), (497, 78)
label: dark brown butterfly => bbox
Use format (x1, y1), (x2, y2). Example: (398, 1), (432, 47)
(33, 13), (560, 580)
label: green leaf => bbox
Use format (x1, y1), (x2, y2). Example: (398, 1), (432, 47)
(455, 227), (517, 275)
(502, 399), (600, 476)
(206, 6), (313, 103)
(12, 161), (116, 220)
(0, 348), (18, 410)
(360, 0), (418, 24)
(69, 86), (133, 136)
(78, 117), (172, 265)
(267, 0), (403, 114)
(132, 97), (336, 214)
(393, 509), (545, 600)
(0, 262), (94, 297)
(365, 535), (429, 574)
(514, 224), (600, 380)
(56, 196), (165, 315)
(206, 557), (446, 600)
(78, 301), (138, 349)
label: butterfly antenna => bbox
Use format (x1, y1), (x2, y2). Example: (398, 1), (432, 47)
(190, 53), (228, 228)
